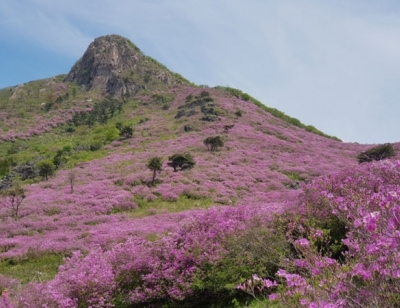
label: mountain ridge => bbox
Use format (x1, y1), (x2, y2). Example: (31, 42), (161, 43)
(0, 34), (341, 144)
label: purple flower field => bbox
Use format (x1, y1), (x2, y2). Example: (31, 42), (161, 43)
(1, 85), (399, 307)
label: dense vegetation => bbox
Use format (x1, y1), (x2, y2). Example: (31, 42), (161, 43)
(2, 161), (399, 307)
(216, 86), (342, 141)
(0, 36), (398, 307)
(357, 143), (396, 163)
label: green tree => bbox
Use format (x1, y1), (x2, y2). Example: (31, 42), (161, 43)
(120, 126), (133, 139)
(37, 160), (55, 181)
(167, 153), (195, 172)
(146, 157), (163, 185)
(53, 146), (73, 169)
(115, 123), (133, 139)
(115, 122), (124, 132)
(204, 136), (224, 152)
(102, 126), (120, 142)
(357, 143), (396, 163)
(0, 180), (26, 219)
(0, 157), (15, 177)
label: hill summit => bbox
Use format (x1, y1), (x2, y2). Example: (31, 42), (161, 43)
(64, 34), (186, 97)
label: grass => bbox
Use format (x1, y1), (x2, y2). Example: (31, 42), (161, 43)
(129, 195), (214, 218)
(281, 171), (302, 182)
(240, 299), (285, 308)
(0, 252), (64, 284)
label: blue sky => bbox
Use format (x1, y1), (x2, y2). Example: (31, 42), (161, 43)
(1, 0), (400, 144)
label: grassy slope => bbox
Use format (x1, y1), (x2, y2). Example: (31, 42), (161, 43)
(0, 81), (396, 297)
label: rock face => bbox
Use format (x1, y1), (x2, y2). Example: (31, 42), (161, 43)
(64, 35), (183, 97)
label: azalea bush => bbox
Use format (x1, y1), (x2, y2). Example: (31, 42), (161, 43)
(239, 160), (400, 307)
(4, 160), (400, 307)
(9, 204), (284, 307)
(0, 86), (391, 308)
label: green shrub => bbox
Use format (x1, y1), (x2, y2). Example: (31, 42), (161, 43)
(102, 126), (120, 142)
(357, 143), (396, 163)
(204, 136), (224, 152)
(167, 153), (195, 172)
(116, 123), (134, 139)
(0, 157), (16, 177)
(89, 141), (103, 152)
(36, 160), (55, 180)
(191, 219), (287, 306)
(7, 144), (20, 155)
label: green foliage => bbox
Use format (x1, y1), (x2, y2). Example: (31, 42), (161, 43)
(131, 195), (213, 218)
(151, 93), (174, 105)
(65, 126), (75, 133)
(0, 252), (64, 284)
(0, 156), (16, 177)
(185, 94), (193, 102)
(70, 97), (124, 127)
(304, 215), (348, 261)
(36, 159), (55, 180)
(7, 143), (20, 155)
(217, 86), (341, 141)
(115, 123), (133, 139)
(200, 91), (210, 97)
(144, 56), (193, 86)
(167, 153), (195, 172)
(279, 195), (349, 261)
(357, 143), (396, 163)
(146, 156), (163, 185)
(191, 220), (288, 307)
(101, 126), (120, 142)
(53, 145), (73, 169)
(89, 141), (103, 152)
(204, 136), (224, 152)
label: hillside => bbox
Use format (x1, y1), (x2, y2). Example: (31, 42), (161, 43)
(0, 35), (399, 307)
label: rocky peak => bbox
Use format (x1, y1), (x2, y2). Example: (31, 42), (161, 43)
(64, 35), (183, 97)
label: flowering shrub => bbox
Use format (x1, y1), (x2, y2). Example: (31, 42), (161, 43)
(2, 86), (396, 307)
(239, 160), (400, 307)
(0, 289), (13, 308)
(18, 249), (115, 308)
(10, 204), (284, 307)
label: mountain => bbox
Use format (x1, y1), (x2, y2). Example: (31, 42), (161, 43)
(64, 34), (188, 97)
(0, 35), (399, 307)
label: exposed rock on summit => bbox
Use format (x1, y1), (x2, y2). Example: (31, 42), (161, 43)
(64, 34), (185, 97)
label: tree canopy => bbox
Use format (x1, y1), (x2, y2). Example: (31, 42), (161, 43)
(36, 160), (55, 181)
(167, 153), (195, 172)
(357, 143), (396, 163)
(146, 156), (163, 185)
(204, 136), (224, 152)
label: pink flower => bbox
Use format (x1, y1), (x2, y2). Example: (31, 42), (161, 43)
(262, 279), (277, 288)
(294, 238), (310, 248)
(294, 259), (308, 268)
(299, 298), (309, 305)
(268, 293), (280, 300)
(352, 263), (372, 280)
(363, 211), (380, 232)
